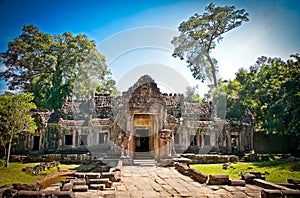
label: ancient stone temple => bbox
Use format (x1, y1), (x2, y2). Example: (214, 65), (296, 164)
(15, 75), (255, 161)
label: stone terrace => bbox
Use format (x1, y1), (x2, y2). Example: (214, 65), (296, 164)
(114, 166), (263, 198)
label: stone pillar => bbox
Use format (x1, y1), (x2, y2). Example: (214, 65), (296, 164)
(127, 115), (134, 158)
(227, 131), (232, 153)
(240, 127), (245, 153)
(196, 131), (201, 148)
(250, 126), (254, 151)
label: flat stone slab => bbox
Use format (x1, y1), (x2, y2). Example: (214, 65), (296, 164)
(253, 179), (292, 190)
(72, 185), (88, 192)
(230, 179), (246, 186)
(117, 166), (263, 197)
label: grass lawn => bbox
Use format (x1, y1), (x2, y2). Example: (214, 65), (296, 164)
(0, 162), (79, 186)
(190, 160), (300, 183)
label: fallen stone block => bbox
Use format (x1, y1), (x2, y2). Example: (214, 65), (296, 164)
(102, 172), (115, 181)
(254, 179), (291, 190)
(281, 189), (300, 197)
(62, 182), (73, 191)
(48, 191), (76, 198)
(277, 183), (297, 190)
(70, 178), (86, 185)
(188, 168), (208, 183)
(114, 171), (121, 182)
(261, 189), (282, 198)
(2, 188), (18, 197)
(88, 178), (112, 188)
(16, 190), (75, 198)
(288, 179), (300, 185)
(250, 171), (265, 180)
(175, 163), (190, 176)
(85, 172), (101, 179)
(208, 174), (230, 185)
(242, 173), (256, 184)
(74, 172), (86, 178)
(12, 183), (43, 191)
(89, 184), (105, 190)
(229, 179), (246, 186)
(72, 185), (89, 192)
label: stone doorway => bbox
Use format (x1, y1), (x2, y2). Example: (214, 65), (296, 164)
(135, 128), (150, 152)
(32, 136), (40, 150)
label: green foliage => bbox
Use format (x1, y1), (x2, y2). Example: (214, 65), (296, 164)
(171, 3), (249, 87)
(0, 93), (37, 167)
(216, 54), (300, 139)
(185, 86), (205, 103)
(0, 25), (115, 110)
(0, 93), (37, 137)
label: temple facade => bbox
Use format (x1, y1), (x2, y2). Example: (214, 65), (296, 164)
(15, 75), (255, 161)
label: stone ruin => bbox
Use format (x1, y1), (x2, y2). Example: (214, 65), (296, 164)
(13, 75), (255, 163)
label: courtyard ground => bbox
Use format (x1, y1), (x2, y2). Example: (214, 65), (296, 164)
(112, 166), (263, 198)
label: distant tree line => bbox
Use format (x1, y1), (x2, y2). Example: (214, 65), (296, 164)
(211, 55), (300, 140)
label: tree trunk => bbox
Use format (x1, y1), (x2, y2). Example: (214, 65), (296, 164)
(206, 54), (218, 88)
(5, 135), (13, 168)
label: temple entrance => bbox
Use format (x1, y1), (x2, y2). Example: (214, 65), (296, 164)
(32, 136), (40, 150)
(135, 128), (149, 152)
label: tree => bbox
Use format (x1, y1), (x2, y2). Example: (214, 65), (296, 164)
(171, 3), (249, 88)
(0, 25), (115, 111)
(222, 54), (300, 139)
(0, 93), (37, 167)
(185, 85), (205, 103)
(72, 49), (116, 100)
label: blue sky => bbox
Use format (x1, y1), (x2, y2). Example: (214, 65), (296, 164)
(1, 0), (300, 95)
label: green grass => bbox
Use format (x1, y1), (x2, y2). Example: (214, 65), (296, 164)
(0, 162), (79, 186)
(190, 160), (300, 183)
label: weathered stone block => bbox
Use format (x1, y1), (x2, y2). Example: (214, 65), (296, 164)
(254, 179), (291, 190)
(12, 183), (43, 191)
(85, 172), (101, 179)
(281, 190), (300, 197)
(175, 163), (190, 175)
(122, 158), (133, 166)
(16, 190), (75, 198)
(229, 179), (246, 186)
(208, 174), (230, 185)
(261, 189), (282, 198)
(74, 172), (85, 178)
(88, 178), (112, 188)
(70, 178), (86, 185)
(242, 173), (256, 184)
(114, 171), (121, 182)
(62, 182), (73, 191)
(89, 184), (105, 190)
(188, 168), (208, 183)
(72, 185), (88, 192)
(102, 172), (115, 181)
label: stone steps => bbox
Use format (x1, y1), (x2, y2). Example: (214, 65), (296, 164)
(133, 159), (156, 166)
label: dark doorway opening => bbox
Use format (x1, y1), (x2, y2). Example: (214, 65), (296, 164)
(135, 128), (149, 152)
(80, 135), (88, 146)
(32, 136), (40, 150)
(190, 135), (197, 146)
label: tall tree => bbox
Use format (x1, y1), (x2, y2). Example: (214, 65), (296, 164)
(0, 25), (115, 111)
(221, 54), (300, 140)
(0, 93), (37, 167)
(171, 3), (249, 88)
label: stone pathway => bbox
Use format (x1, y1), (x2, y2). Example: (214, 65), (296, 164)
(114, 166), (263, 198)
